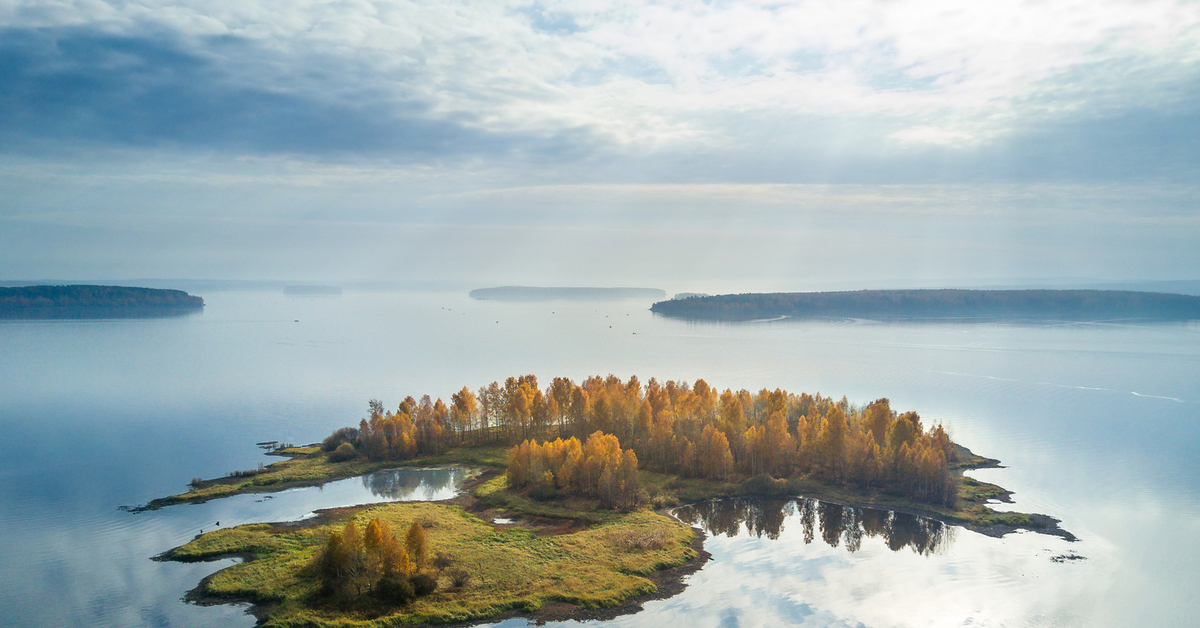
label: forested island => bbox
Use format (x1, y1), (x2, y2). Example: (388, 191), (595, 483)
(650, 289), (1200, 322)
(0, 285), (204, 319)
(154, 374), (1068, 627)
(470, 286), (666, 301)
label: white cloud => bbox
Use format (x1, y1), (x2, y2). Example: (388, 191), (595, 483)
(3, 0), (1197, 153)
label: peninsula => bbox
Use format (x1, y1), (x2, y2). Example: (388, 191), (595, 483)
(153, 374), (1070, 627)
(649, 289), (1200, 322)
(0, 285), (204, 319)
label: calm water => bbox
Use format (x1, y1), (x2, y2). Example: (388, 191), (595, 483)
(0, 291), (1197, 627)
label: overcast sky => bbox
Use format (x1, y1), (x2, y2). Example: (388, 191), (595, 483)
(2, 0), (1198, 291)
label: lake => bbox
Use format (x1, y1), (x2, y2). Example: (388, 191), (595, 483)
(0, 290), (1197, 627)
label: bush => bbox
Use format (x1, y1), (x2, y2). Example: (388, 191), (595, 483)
(322, 427), (359, 452)
(329, 442), (358, 463)
(410, 573), (438, 596)
(449, 569), (471, 588)
(376, 575), (414, 605)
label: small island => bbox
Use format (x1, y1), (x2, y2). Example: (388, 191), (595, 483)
(0, 285), (204, 319)
(650, 289), (1200, 322)
(469, 286), (667, 301)
(151, 374), (1071, 627)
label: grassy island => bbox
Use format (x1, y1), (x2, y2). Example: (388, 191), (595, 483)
(163, 490), (698, 628)
(155, 373), (1072, 626)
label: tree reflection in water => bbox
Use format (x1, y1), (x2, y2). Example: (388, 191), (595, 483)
(360, 467), (465, 501)
(674, 497), (953, 555)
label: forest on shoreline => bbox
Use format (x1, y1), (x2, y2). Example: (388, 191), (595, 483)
(0, 285), (204, 318)
(321, 374), (959, 507)
(649, 289), (1200, 321)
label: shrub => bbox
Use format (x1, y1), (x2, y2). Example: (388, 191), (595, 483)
(410, 573), (437, 596)
(322, 427), (359, 452)
(449, 569), (471, 588)
(376, 575), (414, 605)
(189, 477), (205, 489)
(329, 442), (358, 463)
(432, 552), (452, 571)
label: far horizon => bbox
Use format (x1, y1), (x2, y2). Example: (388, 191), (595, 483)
(5, 277), (1200, 297)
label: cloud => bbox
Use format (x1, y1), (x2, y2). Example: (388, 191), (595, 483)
(0, 26), (599, 159)
(0, 0), (1197, 181)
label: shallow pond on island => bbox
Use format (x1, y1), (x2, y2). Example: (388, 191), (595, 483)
(0, 290), (1197, 627)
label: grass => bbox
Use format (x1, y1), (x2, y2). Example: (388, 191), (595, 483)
(160, 438), (1061, 625)
(145, 445), (510, 509)
(171, 499), (695, 627)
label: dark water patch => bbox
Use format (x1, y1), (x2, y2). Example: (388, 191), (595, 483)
(360, 466), (467, 501)
(674, 496), (954, 555)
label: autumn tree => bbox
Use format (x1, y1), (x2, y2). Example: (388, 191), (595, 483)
(450, 387), (477, 444)
(405, 521), (428, 570)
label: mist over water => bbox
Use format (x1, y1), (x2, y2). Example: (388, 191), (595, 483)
(0, 290), (1197, 627)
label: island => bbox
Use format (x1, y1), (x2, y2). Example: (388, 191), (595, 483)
(649, 289), (1200, 322)
(150, 374), (1071, 627)
(0, 285), (205, 319)
(469, 286), (667, 301)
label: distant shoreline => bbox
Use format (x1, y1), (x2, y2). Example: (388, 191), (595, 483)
(283, 285), (342, 296)
(651, 289), (1200, 322)
(0, 285), (204, 319)
(470, 286), (666, 301)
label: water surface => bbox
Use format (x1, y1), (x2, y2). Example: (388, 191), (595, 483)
(0, 290), (1196, 627)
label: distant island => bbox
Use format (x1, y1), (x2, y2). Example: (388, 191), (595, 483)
(470, 286), (666, 301)
(283, 285), (343, 296)
(650, 289), (1200, 322)
(0, 285), (204, 319)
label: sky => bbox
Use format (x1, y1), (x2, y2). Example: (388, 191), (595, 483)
(2, 0), (1198, 292)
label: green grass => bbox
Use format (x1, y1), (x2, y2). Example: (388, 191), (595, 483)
(160, 439), (1058, 625)
(172, 499), (695, 627)
(149, 445), (509, 508)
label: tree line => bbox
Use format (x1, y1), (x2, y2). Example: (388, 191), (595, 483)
(323, 374), (959, 506)
(648, 289), (1200, 321)
(0, 285), (204, 309)
(505, 432), (641, 509)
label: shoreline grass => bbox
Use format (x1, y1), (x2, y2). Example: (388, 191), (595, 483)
(166, 499), (696, 627)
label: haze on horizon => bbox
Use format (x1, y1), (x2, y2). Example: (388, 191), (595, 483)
(2, 0), (1198, 294)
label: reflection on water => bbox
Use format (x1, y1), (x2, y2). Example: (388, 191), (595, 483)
(361, 466), (466, 501)
(675, 497), (954, 555)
